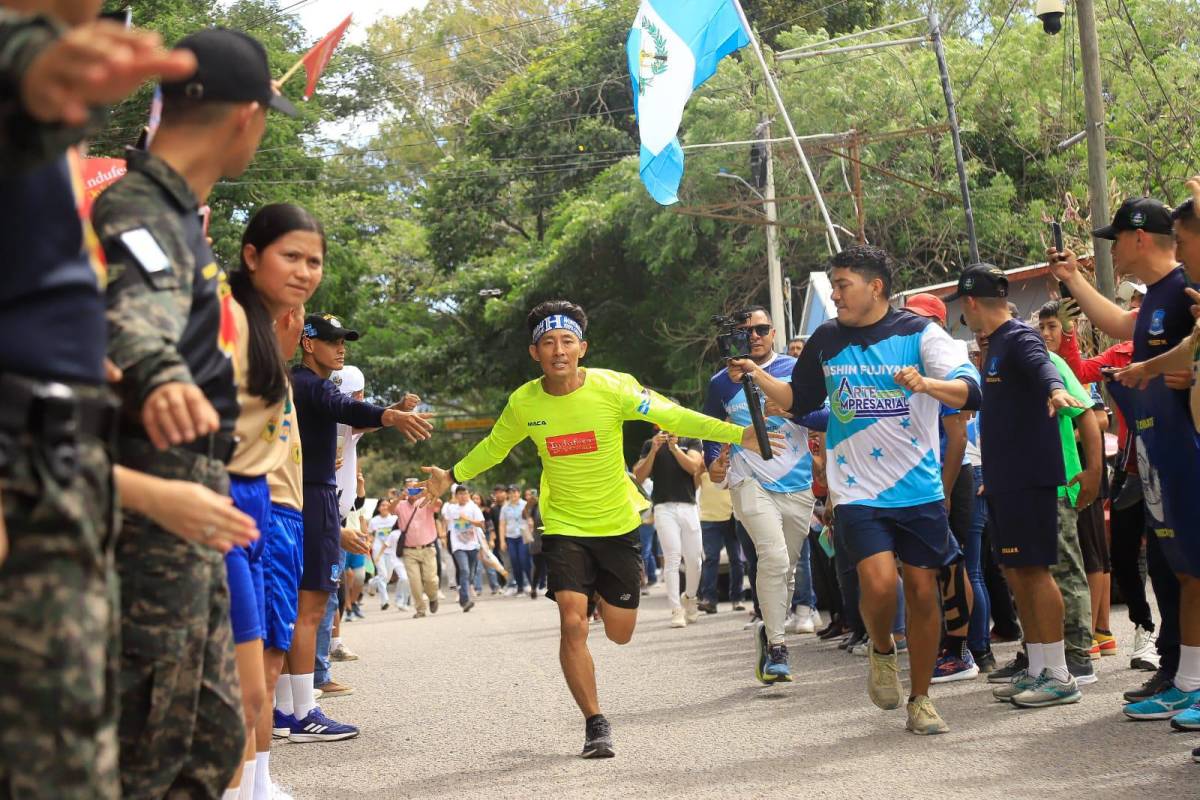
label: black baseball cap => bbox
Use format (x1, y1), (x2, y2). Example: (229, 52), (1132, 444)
(303, 312), (360, 342)
(1092, 197), (1174, 240)
(944, 263), (1009, 301)
(162, 28), (297, 117)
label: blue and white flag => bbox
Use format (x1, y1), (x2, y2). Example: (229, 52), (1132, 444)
(626, 0), (750, 205)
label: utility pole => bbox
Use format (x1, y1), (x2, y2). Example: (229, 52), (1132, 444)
(928, 8), (979, 265)
(848, 130), (866, 242)
(762, 120), (786, 352)
(1076, 0), (1114, 300)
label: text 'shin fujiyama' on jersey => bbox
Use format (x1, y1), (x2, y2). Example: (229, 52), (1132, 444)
(453, 369), (744, 537)
(789, 308), (981, 508)
(702, 352), (829, 494)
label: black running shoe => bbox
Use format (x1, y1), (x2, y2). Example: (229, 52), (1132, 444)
(973, 649), (998, 674)
(1123, 669), (1174, 703)
(987, 649), (1028, 684)
(581, 714), (614, 759)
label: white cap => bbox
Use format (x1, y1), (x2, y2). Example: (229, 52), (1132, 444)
(330, 365), (365, 395)
(1116, 280), (1148, 302)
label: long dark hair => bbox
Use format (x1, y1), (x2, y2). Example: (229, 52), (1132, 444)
(232, 203), (326, 404)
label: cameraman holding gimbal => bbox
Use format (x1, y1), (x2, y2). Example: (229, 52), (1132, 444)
(702, 307), (829, 684)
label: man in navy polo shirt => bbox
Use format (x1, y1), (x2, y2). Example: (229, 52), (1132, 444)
(957, 263), (1087, 709)
(285, 312), (433, 742)
(1051, 198), (1200, 732)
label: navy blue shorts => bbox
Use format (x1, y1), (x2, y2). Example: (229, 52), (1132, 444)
(835, 501), (959, 569)
(264, 504), (303, 652)
(987, 487), (1059, 567)
(226, 474), (270, 644)
(301, 483), (342, 594)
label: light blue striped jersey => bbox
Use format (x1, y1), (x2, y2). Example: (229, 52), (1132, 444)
(789, 308), (980, 508)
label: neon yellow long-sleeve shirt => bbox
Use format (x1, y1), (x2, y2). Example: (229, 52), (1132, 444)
(454, 368), (744, 536)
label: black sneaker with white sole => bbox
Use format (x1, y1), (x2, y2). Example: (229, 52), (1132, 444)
(581, 714), (614, 759)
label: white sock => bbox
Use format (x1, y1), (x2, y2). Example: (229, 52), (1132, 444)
(1043, 640), (1069, 682)
(274, 673), (294, 716)
(291, 673), (316, 719)
(332, 637), (341, 649)
(223, 790), (240, 800)
(1174, 645), (1200, 692)
(253, 752), (271, 800)
(1026, 642), (1045, 677)
(238, 761), (256, 800)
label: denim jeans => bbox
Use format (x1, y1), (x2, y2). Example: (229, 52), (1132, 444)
(506, 536), (532, 591)
(454, 549), (479, 606)
(965, 465), (992, 653)
(638, 523), (658, 584)
(699, 518), (743, 604)
(790, 536), (817, 610)
(314, 590), (337, 685)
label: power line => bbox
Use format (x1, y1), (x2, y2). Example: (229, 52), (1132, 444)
(958, 0), (1020, 101)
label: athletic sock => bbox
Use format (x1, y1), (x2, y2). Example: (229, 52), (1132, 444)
(332, 637), (341, 649)
(1043, 641), (1069, 682)
(944, 634), (967, 660)
(1174, 645), (1200, 692)
(238, 761), (256, 800)
(1026, 642), (1045, 678)
(275, 673), (294, 716)
(253, 752), (271, 800)
(223, 790), (240, 800)
(291, 673), (316, 719)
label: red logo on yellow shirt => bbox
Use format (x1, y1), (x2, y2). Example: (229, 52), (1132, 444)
(546, 431), (598, 457)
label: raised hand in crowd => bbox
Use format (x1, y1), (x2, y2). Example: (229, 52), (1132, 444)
(393, 392), (422, 412)
(381, 406), (435, 443)
(22, 19), (196, 126)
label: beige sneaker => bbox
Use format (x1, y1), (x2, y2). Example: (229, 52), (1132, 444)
(867, 638), (903, 710)
(330, 643), (358, 662)
(906, 694), (949, 735)
(315, 680), (354, 698)
(683, 593), (700, 624)
(670, 606), (687, 628)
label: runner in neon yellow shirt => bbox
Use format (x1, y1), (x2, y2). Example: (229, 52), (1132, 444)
(420, 300), (777, 760)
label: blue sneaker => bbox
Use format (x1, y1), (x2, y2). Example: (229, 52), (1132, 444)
(273, 709), (296, 739)
(1123, 686), (1200, 720)
(1171, 698), (1200, 731)
(931, 649), (980, 684)
(753, 621), (792, 684)
(765, 643), (793, 682)
(288, 706), (359, 742)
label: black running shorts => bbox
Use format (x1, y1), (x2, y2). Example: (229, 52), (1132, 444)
(542, 529), (642, 609)
(1076, 498), (1110, 574)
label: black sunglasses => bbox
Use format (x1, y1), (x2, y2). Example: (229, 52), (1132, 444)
(737, 324), (772, 337)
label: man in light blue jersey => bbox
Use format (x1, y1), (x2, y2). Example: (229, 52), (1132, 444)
(703, 307), (829, 685)
(742, 245), (981, 735)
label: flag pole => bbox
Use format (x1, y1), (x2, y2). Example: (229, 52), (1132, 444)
(277, 55), (307, 87)
(731, 0), (841, 254)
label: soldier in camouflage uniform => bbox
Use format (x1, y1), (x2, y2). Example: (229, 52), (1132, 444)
(0, 4), (197, 798)
(1051, 501), (1096, 675)
(93, 28), (295, 799)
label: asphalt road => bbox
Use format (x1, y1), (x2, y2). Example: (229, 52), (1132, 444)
(272, 587), (1196, 799)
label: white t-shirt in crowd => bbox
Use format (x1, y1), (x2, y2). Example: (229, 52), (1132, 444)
(500, 499), (527, 539)
(370, 514), (397, 560)
(443, 501), (485, 552)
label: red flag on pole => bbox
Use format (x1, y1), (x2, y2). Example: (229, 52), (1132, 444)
(300, 14), (352, 100)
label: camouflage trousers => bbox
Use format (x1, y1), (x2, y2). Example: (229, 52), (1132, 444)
(1050, 498), (1094, 666)
(116, 438), (244, 800)
(0, 434), (119, 800)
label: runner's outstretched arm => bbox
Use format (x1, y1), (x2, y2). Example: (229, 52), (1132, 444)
(420, 399), (528, 500)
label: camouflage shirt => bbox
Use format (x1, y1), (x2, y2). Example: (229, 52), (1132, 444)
(94, 149), (239, 433)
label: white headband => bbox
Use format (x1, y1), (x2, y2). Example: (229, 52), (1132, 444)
(532, 314), (584, 344)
